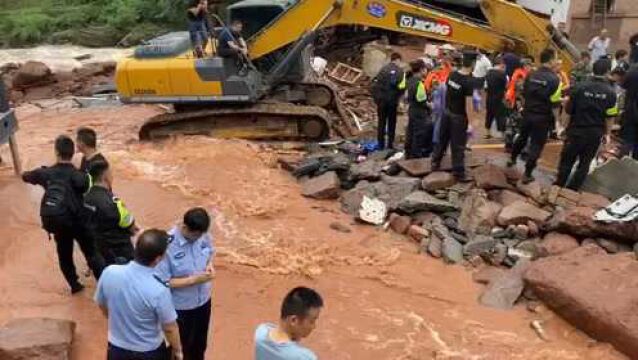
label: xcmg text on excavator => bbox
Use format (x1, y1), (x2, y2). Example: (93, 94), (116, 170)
(115, 0), (580, 141)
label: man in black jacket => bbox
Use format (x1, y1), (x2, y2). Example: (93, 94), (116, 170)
(485, 56), (508, 138)
(22, 135), (104, 294)
(555, 59), (618, 191)
(84, 160), (137, 266)
(371, 52), (406, 150)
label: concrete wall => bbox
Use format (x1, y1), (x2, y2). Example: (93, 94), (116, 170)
(569, 0), (638, 51)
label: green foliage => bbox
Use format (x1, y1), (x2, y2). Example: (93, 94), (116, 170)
(0, 0), (189, 47)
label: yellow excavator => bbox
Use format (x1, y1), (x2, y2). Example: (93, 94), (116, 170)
(115, 0), (580, 141)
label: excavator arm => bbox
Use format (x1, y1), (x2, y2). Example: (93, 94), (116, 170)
(247, 0), (576, 69)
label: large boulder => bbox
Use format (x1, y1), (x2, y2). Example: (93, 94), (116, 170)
(421, 172), (456, 192)
(474, 164), (510, 190)
(0, 318), (75, 360)
(497, 201), (551, 226)
(339, 176), (420, 215)
(302, 171), (340, 199)
(537, 232), (579, 257)
(547, 206), (638, 244)
(11, 61), (53, 89)
(458, 189), (502, 236)
(516, 180), (545, 204)
(349, 160), (384, 181)
(525, 246), (638, 359)
(398, 191), (458, 214)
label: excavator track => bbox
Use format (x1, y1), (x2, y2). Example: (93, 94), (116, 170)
(139, 102), (332, 141)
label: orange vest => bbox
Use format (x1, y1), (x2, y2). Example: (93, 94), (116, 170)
(505, 68), (529, 107)
(424, 62), (452, 92)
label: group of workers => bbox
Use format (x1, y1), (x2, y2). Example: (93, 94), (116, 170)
(21, 129), (323, 360)
(372, 40), (629, 190)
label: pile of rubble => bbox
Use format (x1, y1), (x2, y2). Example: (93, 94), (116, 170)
(279, 146), (638, 357)
(1, 60), (115, 105)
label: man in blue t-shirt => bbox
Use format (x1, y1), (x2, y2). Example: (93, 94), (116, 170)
(218, 19), (248, 61)
(255, 287), (323, 360)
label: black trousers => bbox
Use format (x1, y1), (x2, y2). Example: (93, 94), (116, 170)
(53, 226), (104, 288)
(556, 128), (603, 191)
(177, 300), (212, 360)
(376, 100), (398, 149)
(405, 110), (433, 159)
(511, 116), (552, 176)
(107, 343), (170, 360)
(99, 241), (134, 266)
(485, 98), (506, 132)
(432, 112), (468, 177)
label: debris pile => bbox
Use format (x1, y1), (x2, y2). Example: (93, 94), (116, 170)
(278, 145), (638, 357)
(1, 60), (115, 105)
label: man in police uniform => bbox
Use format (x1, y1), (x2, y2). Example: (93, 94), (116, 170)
(555, 59), (618, 190)
(156, 208), (215, 360)
(95, 229), (183, 360)
(371, 52), (407, 150)
(84, 160), (137, 265)
(508, 48), (563, 184)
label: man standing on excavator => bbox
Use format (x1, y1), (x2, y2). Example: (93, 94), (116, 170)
(371, 52), (406, 150)
(218, 19), (249, 63)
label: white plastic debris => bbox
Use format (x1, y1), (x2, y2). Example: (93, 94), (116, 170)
(311, 57), (328, 76)
(594, 194), (638, 223)
(359, 196), (387, 225)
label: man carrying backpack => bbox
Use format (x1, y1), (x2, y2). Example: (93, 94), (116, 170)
(22, 135), (104, 294)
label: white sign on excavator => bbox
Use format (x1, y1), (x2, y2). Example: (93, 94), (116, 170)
(396, 12), (452, 37)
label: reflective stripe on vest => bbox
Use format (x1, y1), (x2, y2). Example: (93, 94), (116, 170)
(115, 197), (134, 228)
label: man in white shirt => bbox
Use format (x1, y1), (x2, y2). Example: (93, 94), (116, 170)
(589, 29), (611, 62)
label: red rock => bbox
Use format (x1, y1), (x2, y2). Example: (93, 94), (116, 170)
(525, 245), (638, 359)
(578, 192), (611, 209)
(301, 171), (340, 199)
(527, 220), (539, 237)
(503, 166), (522, 183)
(480, 260), (530, 309)
(489, 189), (529, 207)
(389, 213), (411, 234)
(516, 180), (545, 204)
(474, 164), (510, 190)
(548, 207), (638, 244)
(11, 61), (53, 89)
(428, 236), (443, 258)
(537, 232), (580, 257)
(407, 225), (429, 241)
(513, 224), (530, 239)
(397, 158), (431, 177)
(0, 318), (75, 360)
(421, 171), (455, 192)
(596, 238), (632, 254)
(497, 201), (551, 226)
(458, 189), (502, 236)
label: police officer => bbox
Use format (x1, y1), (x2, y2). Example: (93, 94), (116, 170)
(508, 48), (563, 184)
(95, 229), (183, 360)
(156, 208), (215, 360)
(431, 51), (478, 181)
(404, 59), (433, 159)
(76, 127), (108, 175)
(371, 52), (406, 150)
(84, 161), (137, 265)
(555, 59), (618, 190)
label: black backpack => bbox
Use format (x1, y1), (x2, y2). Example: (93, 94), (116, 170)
(40, 171), (82, 233)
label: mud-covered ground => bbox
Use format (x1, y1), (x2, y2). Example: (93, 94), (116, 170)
(0, 104), (626, 359)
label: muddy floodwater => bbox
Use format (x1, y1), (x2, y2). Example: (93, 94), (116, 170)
(0, 104), (627, 359)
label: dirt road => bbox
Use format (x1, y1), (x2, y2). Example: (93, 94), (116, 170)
(0, 105), (626, 359)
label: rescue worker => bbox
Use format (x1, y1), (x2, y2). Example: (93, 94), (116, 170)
(371, 52), (406, 150)
(255, 287), (324, 360)
(555, 58), (618, 191)
(508, 48), (562, 184)
(218, 19), (248, 62)
(76, 127), (108, 175)
(156, 208), (215, 360)
(95, 229), (183, 360)
(22, 135), (104, 294)
(187, 0), (210, 58)
(431, 51), (477, 181)
(485, 56), (508, 138)
(84, 161), (137, 266)
(505, 58), (532, 109)
(404, 59), (433, 159)
(570, 51), (593, 85)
